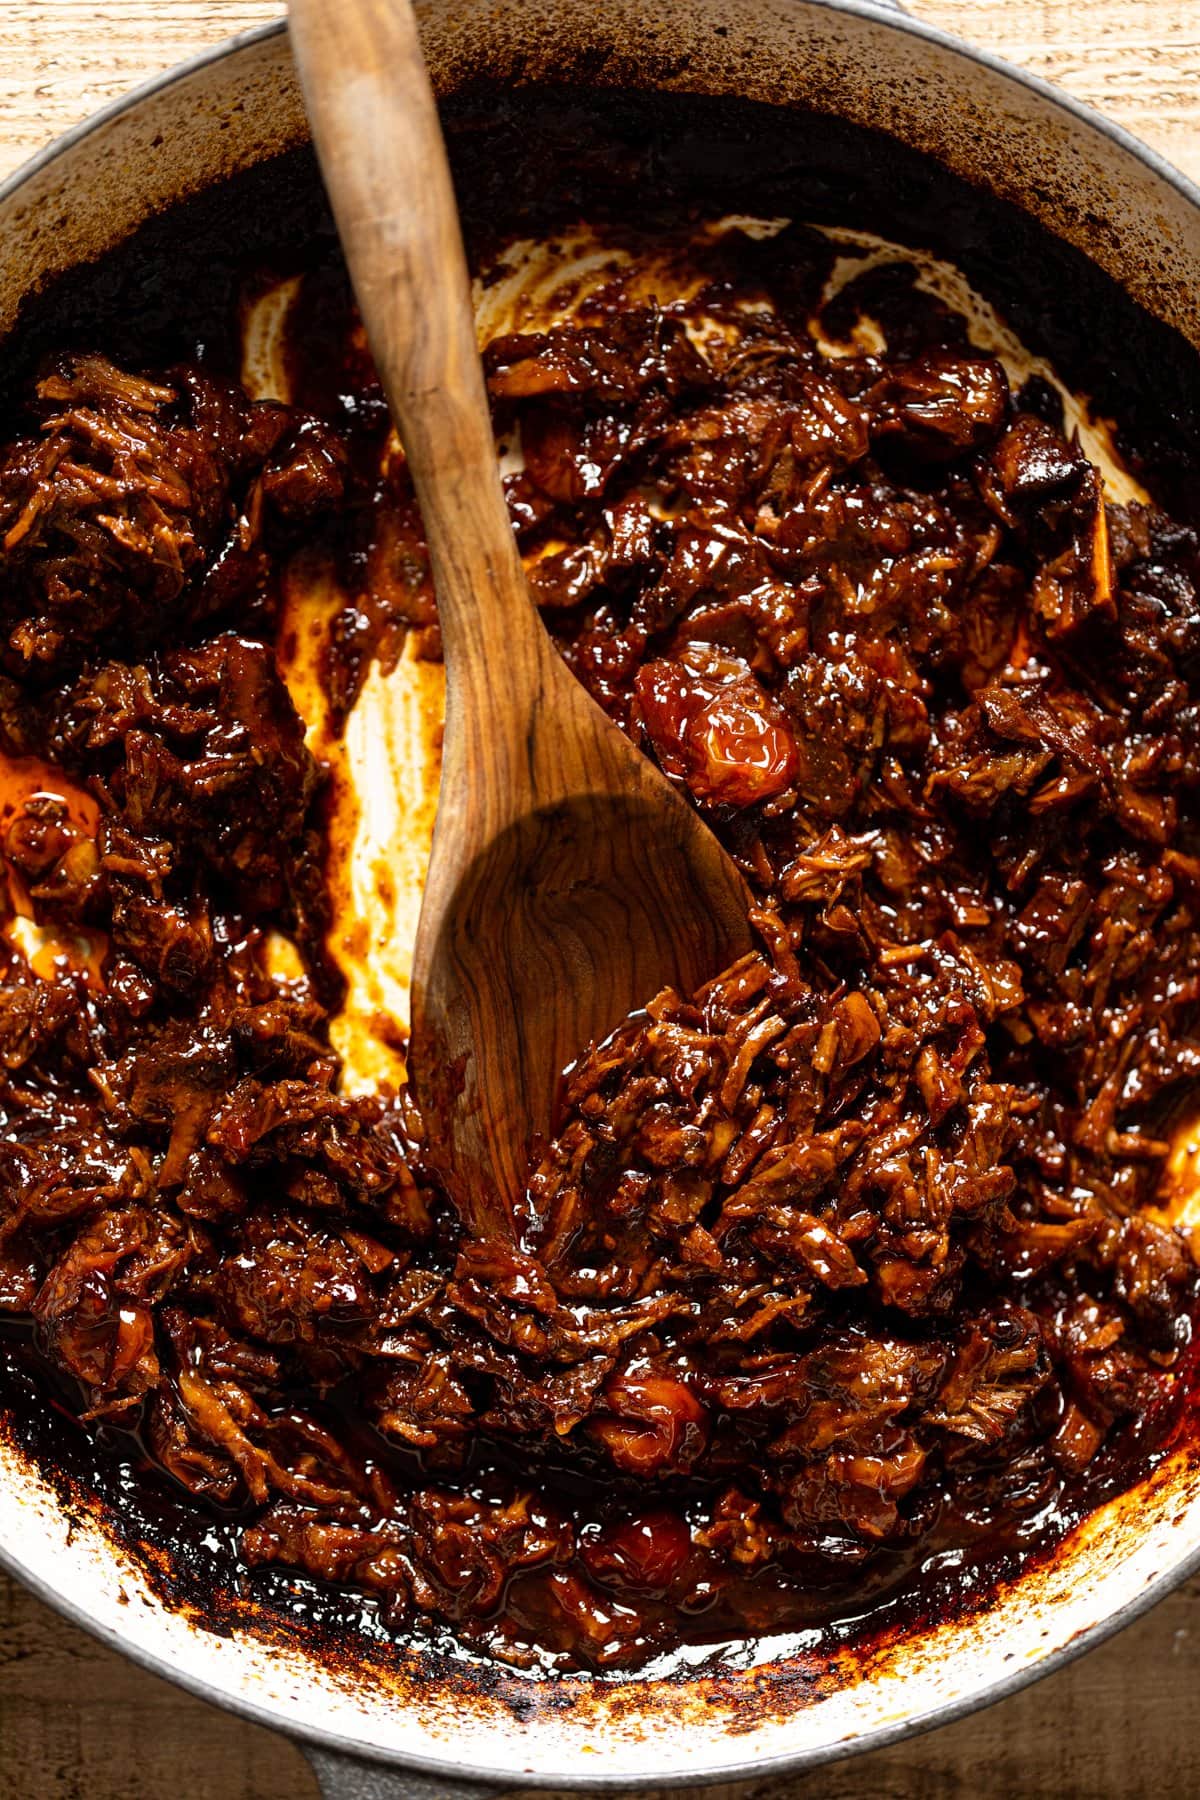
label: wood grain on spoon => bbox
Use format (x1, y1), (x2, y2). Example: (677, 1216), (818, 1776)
(287, 0), (753, 1239)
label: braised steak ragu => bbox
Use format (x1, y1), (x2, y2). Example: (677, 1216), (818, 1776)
(1, 214), (1200, 1674)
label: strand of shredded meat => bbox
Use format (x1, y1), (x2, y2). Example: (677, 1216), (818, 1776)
(1, 217), (1199, 1673)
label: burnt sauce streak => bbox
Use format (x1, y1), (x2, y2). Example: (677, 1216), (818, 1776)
(2, 85), (1200, 1682)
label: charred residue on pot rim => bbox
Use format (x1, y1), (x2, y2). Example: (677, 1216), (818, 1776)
(5, 1320), (1200, 1734)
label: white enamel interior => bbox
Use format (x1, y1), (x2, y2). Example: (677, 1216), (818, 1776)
(2, 4), (1200, 1786)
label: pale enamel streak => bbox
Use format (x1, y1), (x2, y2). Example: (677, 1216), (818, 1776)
(814, 225), (1148, 505)
(4, 912), (105, 986)
(332, 645), (444, 1092)
(240, 275), (302, 404)
(263, 931), (306, 984)
(1161, 1118), (1200, 1233)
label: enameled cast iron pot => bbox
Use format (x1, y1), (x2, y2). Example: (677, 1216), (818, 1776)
(4, 4), (1200, 1795)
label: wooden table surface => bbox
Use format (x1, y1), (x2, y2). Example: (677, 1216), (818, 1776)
(3, 3), (1200, 1796)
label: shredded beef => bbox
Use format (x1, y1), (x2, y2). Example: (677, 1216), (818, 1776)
(1, 220), (1199, 1673)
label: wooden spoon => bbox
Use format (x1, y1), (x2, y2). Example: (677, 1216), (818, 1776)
(288, 0), (753, 1241)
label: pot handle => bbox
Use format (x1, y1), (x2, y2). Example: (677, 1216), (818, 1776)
(302, 1745), (508, 1799)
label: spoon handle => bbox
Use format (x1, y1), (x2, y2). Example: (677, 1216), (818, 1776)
(288, 0), (535, 675)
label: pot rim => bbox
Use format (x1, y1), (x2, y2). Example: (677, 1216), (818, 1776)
(3, 2), (1200, 1789)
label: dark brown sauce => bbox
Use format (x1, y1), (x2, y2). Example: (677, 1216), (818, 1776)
(2, 83), (1200, 1686)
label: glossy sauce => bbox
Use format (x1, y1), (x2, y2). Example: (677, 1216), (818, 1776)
(1, 88), (1199, 1683)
